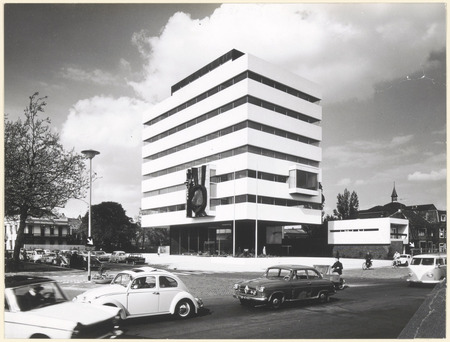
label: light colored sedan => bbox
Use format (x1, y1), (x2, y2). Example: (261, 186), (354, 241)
(73, 268), (203, 320)
(4, 276), (122, 339)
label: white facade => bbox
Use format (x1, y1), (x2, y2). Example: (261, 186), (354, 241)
(141, 49), (323, 255)
(328, 217), (409, 246)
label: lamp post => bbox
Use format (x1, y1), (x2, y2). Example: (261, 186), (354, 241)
(81, 149), (100, 281)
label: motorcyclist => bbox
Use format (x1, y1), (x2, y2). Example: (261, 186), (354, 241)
(331, 257), (343, 275)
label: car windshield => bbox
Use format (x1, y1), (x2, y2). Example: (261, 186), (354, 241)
(265, 268), (291, 279)
(112, 273), (132, 287)
(13, 282), (68, 311)
(411, 258), (435, 266)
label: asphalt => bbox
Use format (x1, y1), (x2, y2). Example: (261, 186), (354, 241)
(5, 256), (446, 338)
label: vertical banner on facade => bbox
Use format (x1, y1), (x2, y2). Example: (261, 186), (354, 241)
(186, 165), (213, 217)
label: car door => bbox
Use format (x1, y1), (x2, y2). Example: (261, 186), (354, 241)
(127, 276), (159, 315)
(157, 275), (181, 313)
(290, 269), (312, 300)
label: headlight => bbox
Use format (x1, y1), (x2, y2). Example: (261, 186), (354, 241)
(427, 272), (434, 278)
(233, 283), (239, 290)
(408, 272), (413, 277)
(257, 286), (265, 292)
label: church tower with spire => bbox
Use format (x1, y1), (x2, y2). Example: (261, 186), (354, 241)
(391, 182), (398, 203)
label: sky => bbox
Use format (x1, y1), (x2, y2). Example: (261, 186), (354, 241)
(4, 3), (447, 221)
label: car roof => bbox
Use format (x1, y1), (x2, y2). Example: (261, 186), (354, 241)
(117, 267), (173, 277)
(267, 264), (316, 270)
(412, 254), (447, 258)
(5, 275), (54, 288)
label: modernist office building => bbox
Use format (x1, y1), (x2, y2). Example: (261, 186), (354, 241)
(142, 49), (323, 256)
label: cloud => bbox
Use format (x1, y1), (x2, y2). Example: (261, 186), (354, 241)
(127, 3), (445, 104)
(60, 66), (120, 86)
(323, 134), (418, 169)
(408, 169), (446, 181)
(337, 178), (352, 186)
(391, 135), (413, 146)
(60, 96), (150, 217)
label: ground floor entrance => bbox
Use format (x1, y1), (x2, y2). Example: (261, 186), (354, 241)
(169, 220), (326, 257)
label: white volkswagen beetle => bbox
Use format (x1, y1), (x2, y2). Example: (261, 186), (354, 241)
(73, 268), (203, 319)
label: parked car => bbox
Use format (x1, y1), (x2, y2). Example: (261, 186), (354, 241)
(110, 251), (127, 263)
(407, 254), (447, 285)
(41, 252), (57, 264)
(31, 249), (44, 263)
(73, 267), (203, 320)
(4, 275), (122, 339)
(93, 250), (111, 262)
(70, 254), (102, 270)
(397, 254), (412, 266)
(125, 253), (146, 265)
(233, 264), (336, 309)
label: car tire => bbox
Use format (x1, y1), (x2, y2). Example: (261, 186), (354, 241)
(269, 294), (283, 309)
(175, 299), (193, 319)
(318, 291), (329, 303)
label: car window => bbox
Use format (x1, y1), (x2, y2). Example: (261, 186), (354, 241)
(436, 258), (444, 266)
(307, 270), (321, 279)
(422, 258), (434, 265)
(132, 276), (156, 289)
(159, 276), (178, 288)
(266, 268), (290, 279)
(296, 270), (308, 280)
(113, 273), (132, 287)
(411, 258), (422, 265)
(13, 282), (66, 311)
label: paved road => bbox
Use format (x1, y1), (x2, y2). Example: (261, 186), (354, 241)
(112, 277), (433, 339)
(8, 262), (440, 338)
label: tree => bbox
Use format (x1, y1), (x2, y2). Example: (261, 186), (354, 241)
(79, 202), (135, 251)
(333, 188), (359, 220)
(5, 93), (87, 263)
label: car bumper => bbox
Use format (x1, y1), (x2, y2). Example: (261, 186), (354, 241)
(407, 279), (442, 284)
(233, 294), (268, 302)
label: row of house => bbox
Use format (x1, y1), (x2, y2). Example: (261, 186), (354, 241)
(4, 215), (83, 252)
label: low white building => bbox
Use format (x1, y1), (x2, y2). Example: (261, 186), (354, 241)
(328, 217), (409, 259)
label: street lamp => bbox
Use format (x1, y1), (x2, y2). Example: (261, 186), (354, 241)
(82, 149), (100, 281)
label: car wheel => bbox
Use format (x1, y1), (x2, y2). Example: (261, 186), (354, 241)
(175, 299), (193, 318)
(30, 333), (50, 338)
(269, 294), (283, 309)
(318, 291), (329, 303)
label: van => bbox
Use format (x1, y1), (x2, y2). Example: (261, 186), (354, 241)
(407, 254), (446, 284)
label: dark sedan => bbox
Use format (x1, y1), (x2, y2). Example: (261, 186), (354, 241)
(125, 253), (146, 265)
(233, 264), (336, 309)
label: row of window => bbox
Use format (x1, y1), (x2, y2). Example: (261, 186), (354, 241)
(171, 49), (244, 94)
(141, 195), (322, 215)
(143, 145), (319, 179)
(146, 70), (320, 127)
(145, 94), (320, 145)
(143, 169), (288, 198)
(145, 119), (319, 161)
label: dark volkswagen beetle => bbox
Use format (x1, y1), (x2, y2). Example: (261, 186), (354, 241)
(233, 265), (336, 309)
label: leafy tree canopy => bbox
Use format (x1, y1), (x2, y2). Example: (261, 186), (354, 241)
(80, 201), (136, 251)
(5, 93), (87, 262)
(332, 188), (359, 220)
